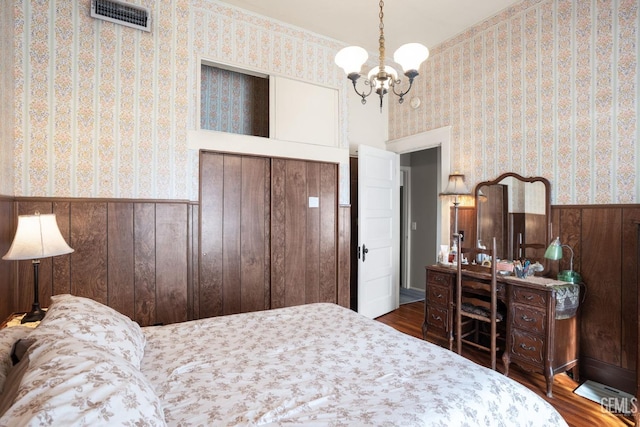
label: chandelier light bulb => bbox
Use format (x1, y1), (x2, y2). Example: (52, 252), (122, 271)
(393, 43), (429, 73)
(335, 46), (369, 75)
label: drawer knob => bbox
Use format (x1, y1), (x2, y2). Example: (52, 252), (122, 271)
(519, 343), (536, 352)
(436, 293), (443, 299)
(521, 314), (536, 322)
(524, 295), (534, 301)
(432, 314), (442, 321)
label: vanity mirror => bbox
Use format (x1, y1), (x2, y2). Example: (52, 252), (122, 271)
(475, 173), (551, 265)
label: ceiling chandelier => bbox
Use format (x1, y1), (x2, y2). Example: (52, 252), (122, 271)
(334, 0), (429, 111)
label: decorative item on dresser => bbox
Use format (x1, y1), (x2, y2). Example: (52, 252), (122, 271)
(544, 237), (582, 284)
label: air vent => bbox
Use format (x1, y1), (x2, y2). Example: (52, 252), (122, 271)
(91, 0), (151, 32)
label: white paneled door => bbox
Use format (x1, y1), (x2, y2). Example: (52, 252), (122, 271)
(357, 145), (400, 319)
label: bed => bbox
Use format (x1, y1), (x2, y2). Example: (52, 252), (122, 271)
(0, 294), (568, 426)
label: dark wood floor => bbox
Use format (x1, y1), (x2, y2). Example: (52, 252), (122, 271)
(376, 301), (635, 427)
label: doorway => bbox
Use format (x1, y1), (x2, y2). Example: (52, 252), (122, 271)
(400, 167), (411, 289)
(399, 148), (440, 295)
(349, 147), (440, 311)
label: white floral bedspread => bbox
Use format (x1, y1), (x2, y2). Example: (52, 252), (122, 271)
(141, 303), (567, 426)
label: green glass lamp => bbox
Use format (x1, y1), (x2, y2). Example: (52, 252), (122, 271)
(544, 237), (581, 283)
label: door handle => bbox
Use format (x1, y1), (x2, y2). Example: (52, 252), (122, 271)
(362, 244), (369, 262)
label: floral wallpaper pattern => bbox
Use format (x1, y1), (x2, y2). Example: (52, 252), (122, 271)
(6, 0), (346, 200)
(389, 0), (639, 204)
(5, 0), (638, 204)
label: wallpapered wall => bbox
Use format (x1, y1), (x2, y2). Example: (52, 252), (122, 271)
(390, 0), (639, 205)
(4, 0), (345, 200)
(5, 0), (638, 204)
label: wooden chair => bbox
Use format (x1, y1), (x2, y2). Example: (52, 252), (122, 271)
(455, 235), (502, 370)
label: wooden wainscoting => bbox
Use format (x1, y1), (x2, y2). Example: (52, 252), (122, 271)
(0, 195), (351, 327)
(551, 205), (640, 395)
(0, 198), (196, 327)
(0, 197), (15, 319)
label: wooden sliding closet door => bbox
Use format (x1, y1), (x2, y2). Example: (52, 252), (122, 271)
(199, 151), (339, 318)
(199, 152), (271, 317)
(271, 159), (338, 308)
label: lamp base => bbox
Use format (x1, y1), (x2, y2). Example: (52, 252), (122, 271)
(21, 304), (46, 324)
(558, 270), (581, 284)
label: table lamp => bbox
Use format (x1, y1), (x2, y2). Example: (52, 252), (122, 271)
(544, 236), (581, 283)
(2, 213), (74, 323)
(440, 172), (471, 235)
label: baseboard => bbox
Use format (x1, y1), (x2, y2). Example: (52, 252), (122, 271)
(580, 356), (635, 395)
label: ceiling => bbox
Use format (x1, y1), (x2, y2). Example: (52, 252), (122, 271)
(218, 0), (521, 54)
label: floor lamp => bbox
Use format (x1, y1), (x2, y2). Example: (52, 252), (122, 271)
(2, 213), (74, 323)
(440, 172), (471, 236)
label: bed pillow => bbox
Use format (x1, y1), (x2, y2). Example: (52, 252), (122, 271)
(29, 294), (146, 369)
(0, 327), (32, 393)
(0, 336), (166, 426)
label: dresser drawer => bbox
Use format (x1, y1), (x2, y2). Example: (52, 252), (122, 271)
(427, 283), (449, 306)
(511, 286), (547, 308)
(511, 304), (546, 334)
(510, 329), (545, 364)
(427, 270), (452, 287)
(426, 306), (448, 332)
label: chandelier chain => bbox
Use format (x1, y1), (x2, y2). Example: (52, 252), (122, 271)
(378, 0), (385, 70)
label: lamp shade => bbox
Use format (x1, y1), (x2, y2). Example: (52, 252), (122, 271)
(441, 173), (471, 196)
(335, 46), (368, 75)
(3, 214), (74, 261)
(393, 43), (429, 72)
(544, 237), (563, 261)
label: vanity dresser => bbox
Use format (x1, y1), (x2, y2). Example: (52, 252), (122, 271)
(424, 173), (580, 397)
(423, 264), (580, 397)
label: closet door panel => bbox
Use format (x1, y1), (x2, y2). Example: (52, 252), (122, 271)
(201, 151), (341, 317)
(319, 163), (338, 303)
(284, 159), (307, 307)
(238, 156), (269, 314)
(200, 152), (224, 318)
(271, 159), (338, 309)
(305, 162), (320, 304)
(222, 156), (242, 314)
(271, 159), (286, 308)
(200, 152), (270, 317)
